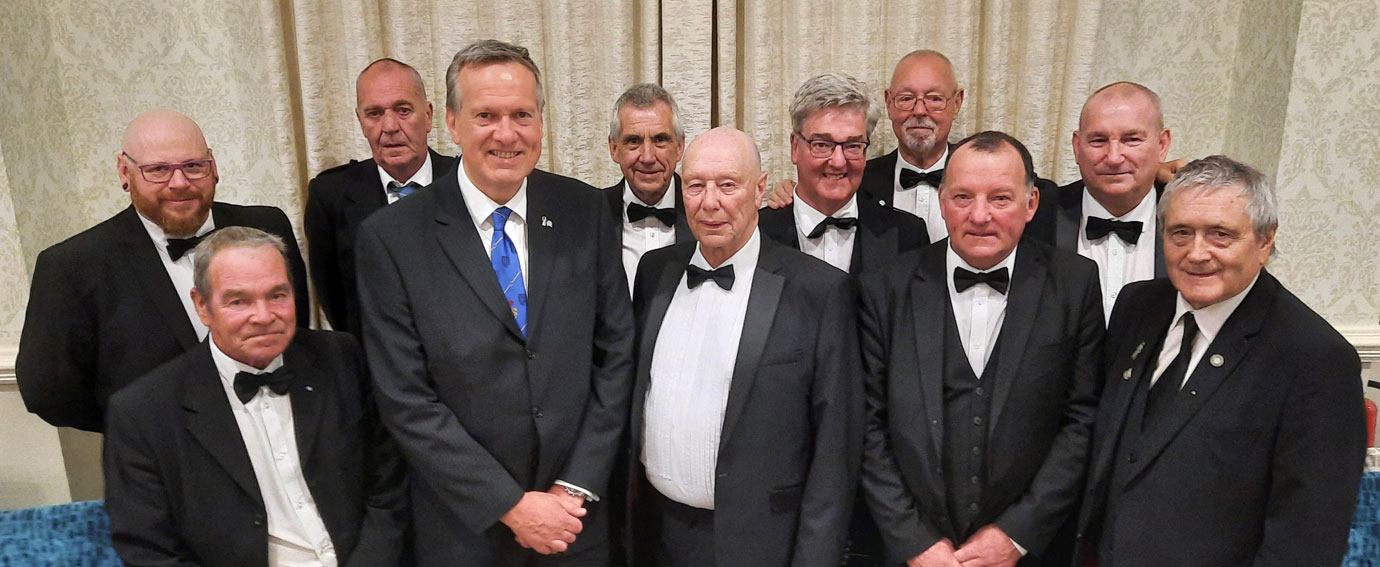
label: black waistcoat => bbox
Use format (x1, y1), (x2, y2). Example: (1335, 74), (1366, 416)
(941, 299), (1003, 540)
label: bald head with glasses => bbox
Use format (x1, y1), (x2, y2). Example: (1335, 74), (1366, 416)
(116, 109), (218, 237)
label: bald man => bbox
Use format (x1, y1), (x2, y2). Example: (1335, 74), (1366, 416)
(627, 127), (862, 567)
(16, 109), (309, 432)
(305, 58), (457, 337)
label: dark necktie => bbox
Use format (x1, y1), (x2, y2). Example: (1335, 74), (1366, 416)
(233, 367), (295, 404)
(388, 180), (422, 200)
(1085, 216), (1143, 245)
(686, 264), (734, 291)
(627, 202), (675, 226)
(166, 235), (206, 262)
(953, 267), (1010, 295)
(807, 216), (859, 239)
(1145, 313), (1198, 426)
(899, 168), (944, 190)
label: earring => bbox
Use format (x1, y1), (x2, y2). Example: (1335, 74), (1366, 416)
(122, 183), (128, 190)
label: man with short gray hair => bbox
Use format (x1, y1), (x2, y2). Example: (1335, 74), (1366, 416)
(104, 226), (408, 567)
(1074, 155), (1366, 567)
(602, 83), (694, 293)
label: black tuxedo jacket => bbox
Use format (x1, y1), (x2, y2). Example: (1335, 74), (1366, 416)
(304, 149), (458, 336)
(757, 198), (929, 277)
(103, 330), (408, 567)
(600, 175), (694, 243)
(1073, 273), (1365, 567)
(1023, 180), (1165, 277)
(16, 202), (310, 432)
(857, 239), (1104, 565)
(355, 166), (636, 566)
(627, 238), (863, 567)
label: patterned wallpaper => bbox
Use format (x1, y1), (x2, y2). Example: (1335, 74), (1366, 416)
(0, 143), (28, 343)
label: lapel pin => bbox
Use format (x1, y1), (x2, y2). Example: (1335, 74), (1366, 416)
(304, 385), (314, 392)
(541, 216), (553, 227)
(1209, 354), (1224, 367)
(1131, 341), (1145, 361)
(879, 200), (886, 206)
(1189, 390), (1197, 396)
(1122, 368), (1132, 380)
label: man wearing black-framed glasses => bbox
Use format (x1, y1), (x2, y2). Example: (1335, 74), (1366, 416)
(759, 73), (929, 280)
(16, 108), (309, 433)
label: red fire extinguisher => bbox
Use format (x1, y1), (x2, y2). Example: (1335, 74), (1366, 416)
(1367, 381), (1379, 447)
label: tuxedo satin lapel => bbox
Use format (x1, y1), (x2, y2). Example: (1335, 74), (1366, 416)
(525, 180), (558, 340)
(1125, 274), (1276, 483)
(672, 176), (694, 244)
(631, 254), (689, 453)
(758, 207), (801, 251)
(1056, 183), (1083, 250)
(115, 207), (199, 350)
(910, 248), (948, 463)
(860, 151), (898, 207)
(1091, 287), (1177, 487)
(854, 210), (898, 277)
(433, 179), (525, 340)
(719, 247), (784, 452)
(182, 344), (262, 504)
(988, 246), (1047, 434)
(285, 341), (325, 470)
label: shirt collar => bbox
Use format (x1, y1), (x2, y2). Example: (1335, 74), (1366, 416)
(691, 228), (762, 272)
(208, 336), (285, 393)
(1171, 273), (1260, 346)
(897, 145), (949, 174)
(945, 243), (1018, 293)
(1082, 185), (1157, 224)
(136, 208), (216, 246)
(458, 161), (528, 229)
(377, 151), (434, 193)
(622, 180), (676, 209)
(792, 193), (859, 238)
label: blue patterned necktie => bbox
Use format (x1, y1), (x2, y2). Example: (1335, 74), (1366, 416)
(490, 207), (528, 336)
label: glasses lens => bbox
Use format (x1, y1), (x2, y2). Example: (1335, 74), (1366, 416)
(809, 140), (836, 158)
(893, 94), (916, 111)
(142, 165), (172, 183)
(182, 161), (211, 179)
(923, 94), (948, 112)
(843, 142), (868, 158)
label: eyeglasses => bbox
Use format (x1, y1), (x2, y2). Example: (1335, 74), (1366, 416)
(794, 133), (869, 159)
(890, 92), (952, 113)
(122, 152), (214, 183)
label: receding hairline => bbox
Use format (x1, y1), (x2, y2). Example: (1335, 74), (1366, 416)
(121, 109), (208, 156)
(684, 127), (763, 175)
(356, 58), (427, 106)
(891, 49), (958, 91)
(1079, 81), (1164, 131)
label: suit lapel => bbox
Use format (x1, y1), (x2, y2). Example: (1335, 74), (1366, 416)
(432, 175), (525, 340)
(757, 207), (801, 251)
(719, 241), (785, 451)
(524, 175), (557, 340)
(910, 247), (949, 463)
(854, 201), (898, 277)
(1123, 274), (1276, 482)
(988, 244), (1048, 433)
(182, 343), (262, 504)
(671, 176), (694, 243)
(285, 340), (326, 469)
(115, 207), (199, 350)
(859, 151), (898, 208)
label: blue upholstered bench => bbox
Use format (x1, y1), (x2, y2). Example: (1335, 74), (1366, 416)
(0, 500), (121, 566)
(1348, 472), (1380, 566)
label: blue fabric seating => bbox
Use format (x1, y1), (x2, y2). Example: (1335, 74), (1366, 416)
(1346, 471), (1380, 566)
(0, 500), (121, 567)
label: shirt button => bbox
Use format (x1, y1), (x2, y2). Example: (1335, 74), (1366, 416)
(968, 503), (980, 514)
(970, 475), (980, 485)
(971, 446), (980, 456)
(531, 407), (543, 419)
(972, 416), (983, 426)
(975, 387), (984, 397)
(526, 350), (537, 360)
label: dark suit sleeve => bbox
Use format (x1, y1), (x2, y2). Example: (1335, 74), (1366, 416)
(15, 248), (103, 432)
(1253, 340), (1365, 567)
(340, 334), (410, 567)
(304, 178), (347, 331)
(994, 264), (1105, 555)
(792, 275), (864, 567)
(354, 219), (527, 533)
(556, 195), (636, 496)
(103, 397), (202, 567)
(857, 277), (946, 562)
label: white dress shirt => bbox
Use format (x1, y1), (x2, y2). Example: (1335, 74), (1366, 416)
(209, 339), (336, 567)
(1078, 189), (1157, 320)
(457, 163), (529, 285)
(378, 152), (434, 204)
(793, 194), (859, 272)
(1151, 275), (1259, 389)
(136, 211), (215, 341)
(945, 245), (1017, 378)
(621, 182), (678, 292)
(892, 148), (949, 243)
(642, 230), (762, 509)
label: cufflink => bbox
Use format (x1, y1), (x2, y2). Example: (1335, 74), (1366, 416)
(1209, 354), (1224, 367)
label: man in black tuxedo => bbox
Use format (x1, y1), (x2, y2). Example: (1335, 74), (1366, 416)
(627, 126), (861, 567)
(304, 58), (458, 336)
(858, 131), (1104, 567)
(1029, 82), (1172, 320)
(355, 40), (635, 567)
(16, 109), (309, 432)
(760, 72), (929, 279)
(103, 227), (407, 567)
(1073, 156), (1365, 567)
(602, 83), (694, 293)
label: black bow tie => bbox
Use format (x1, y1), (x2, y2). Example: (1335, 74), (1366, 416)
(953, 267), (1010, 295)
(807, 216), (859, 239)
(1085, 217), (1143, 245)
(899, 168), (944, 190)
(233, 367), (295, 404)
(166, 234), (207, 262)
(627, 202), (675, 226)
(686, 264), (735, 291)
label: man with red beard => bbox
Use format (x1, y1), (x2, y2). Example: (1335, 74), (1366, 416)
(16, 109), (309, 432)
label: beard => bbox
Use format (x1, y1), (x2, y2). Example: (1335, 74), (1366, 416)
(130, 186), (213, 237)
(898, 116), (940, 158)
